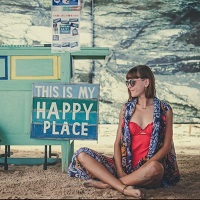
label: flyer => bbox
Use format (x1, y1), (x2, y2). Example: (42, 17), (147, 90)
(51, 0), (85, 52)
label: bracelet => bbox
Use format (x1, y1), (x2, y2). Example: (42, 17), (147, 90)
(122, 185), (128, 195)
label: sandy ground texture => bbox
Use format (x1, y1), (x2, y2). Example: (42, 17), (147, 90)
(0, 124), (199, 199)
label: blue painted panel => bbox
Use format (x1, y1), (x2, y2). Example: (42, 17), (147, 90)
(32, 111), (98, 124)
(32, 82), (100, 99)
(30, 123), (98, 140)
(0, 56), (8, 80)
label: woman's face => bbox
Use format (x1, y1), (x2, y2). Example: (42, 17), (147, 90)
(126, 78), (147, 97)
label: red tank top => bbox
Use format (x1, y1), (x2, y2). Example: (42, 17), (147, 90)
(129, 122), (153, 167)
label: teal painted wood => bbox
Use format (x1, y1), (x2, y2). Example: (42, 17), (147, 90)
(60, 52), (71, 81)
(0, 46), (109, 57)
(16, 59), (54, 76)
(0, 157), (61, 165)
(32, 98), (98, 111)
(0, 80), (63, 90)
(61, 140), (74, 172)
(0, 133), (66, 145)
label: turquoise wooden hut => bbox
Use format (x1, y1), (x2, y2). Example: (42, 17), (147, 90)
(0, 45), (109, 171)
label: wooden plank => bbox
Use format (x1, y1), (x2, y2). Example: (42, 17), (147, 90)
(72, 47), (109, 59)
(0, 133), (68, 145)
(0, 157), (61, 165)
(10, 56), (60, 80)
(61, 140), (74, 172)
(0, 80), (62, 90)
(0, 46), (109, 58)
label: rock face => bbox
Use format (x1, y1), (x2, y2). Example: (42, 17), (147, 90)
(0, 0), (199, 123)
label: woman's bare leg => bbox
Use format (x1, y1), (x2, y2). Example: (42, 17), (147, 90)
(83, 179), (110, 189)
(120, 161), (164, 188)
(78, 152), (143, 198)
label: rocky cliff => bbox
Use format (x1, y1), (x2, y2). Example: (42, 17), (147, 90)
(0, 0), (199, 123)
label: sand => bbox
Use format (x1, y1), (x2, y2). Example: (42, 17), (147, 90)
(0, 124), (199, 199)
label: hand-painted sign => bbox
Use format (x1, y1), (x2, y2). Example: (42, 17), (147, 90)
(30, 83), (99, 140)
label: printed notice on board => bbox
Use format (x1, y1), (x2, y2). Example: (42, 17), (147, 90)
(30, 82), (99, 140)
(51, 0), (85, 52)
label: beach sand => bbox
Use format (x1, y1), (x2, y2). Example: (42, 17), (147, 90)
(0, 124), (199, 199)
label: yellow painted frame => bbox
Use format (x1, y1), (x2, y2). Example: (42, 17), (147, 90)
(10, 56), (60, 80)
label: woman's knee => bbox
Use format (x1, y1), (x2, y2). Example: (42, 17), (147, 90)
(76, 147), (91, 162)
(146, 161), (164, 178)
(77, 152), (88, 163)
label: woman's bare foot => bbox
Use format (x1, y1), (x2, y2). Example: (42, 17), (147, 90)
(83, 180), (144, 198)
(123, 185), (144, 199)
(83, 179), (110, 189)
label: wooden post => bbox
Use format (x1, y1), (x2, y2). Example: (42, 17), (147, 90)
(189, 124), (192, 135)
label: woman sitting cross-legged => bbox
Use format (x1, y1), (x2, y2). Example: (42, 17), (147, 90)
(67, 65), (180, 199)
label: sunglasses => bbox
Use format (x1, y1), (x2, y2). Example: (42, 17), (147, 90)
(125, 78), (145, 87)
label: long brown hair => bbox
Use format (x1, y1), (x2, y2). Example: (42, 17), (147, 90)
(126, 65), (156, 100)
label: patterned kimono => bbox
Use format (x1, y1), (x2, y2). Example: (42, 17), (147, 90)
(67, 97), (180, 187)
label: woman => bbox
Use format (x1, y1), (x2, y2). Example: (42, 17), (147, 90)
(67, 65), (180, 198)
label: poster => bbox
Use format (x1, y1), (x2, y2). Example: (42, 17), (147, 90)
(51, 0), (85, 52)
(30, 82), (100, 140)
(52, 0), (79, 6)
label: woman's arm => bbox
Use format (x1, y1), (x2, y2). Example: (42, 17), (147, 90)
(114, 104), (127, 178)
(148, 108), (173, 162)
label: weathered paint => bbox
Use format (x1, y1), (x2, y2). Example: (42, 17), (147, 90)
(10, 56), (60, 80)
(31, 83), (99, 140)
